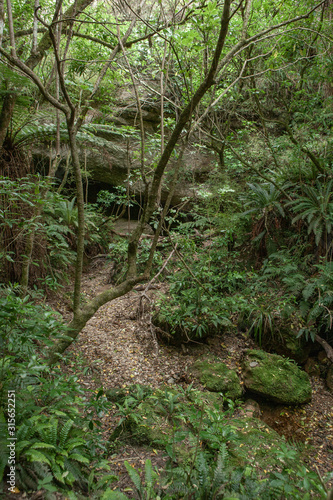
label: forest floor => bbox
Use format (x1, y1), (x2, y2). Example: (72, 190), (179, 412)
(56, 258), (333, 495)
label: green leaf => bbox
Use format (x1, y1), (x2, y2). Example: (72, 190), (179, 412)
(25, 449), (52, 466)
(101, 489), (130, 500)
(68, 453), (89, 464)
(124, 461), (142, 493)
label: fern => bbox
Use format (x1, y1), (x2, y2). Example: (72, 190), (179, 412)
(59, 419), (73, 447)
(63, 457), (87, 488)
(68, 453), (89, 464)
(124, 461), (143, 495)
(16, 463), (39, 490)
(288, 180), (333, 250)
(65, 438), (87, 451)
(144, 459), (153, 493)
(30, 442), (56, 451)
(25, 449), (52, 466)
(101, 489), (129, 500)
(196, 452), (209, 488)
(244, 182), (286, 218)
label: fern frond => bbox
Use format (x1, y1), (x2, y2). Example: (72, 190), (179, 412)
(16, 463), (39, 490)
(211, 447), (228, 493)
(68, 453), (89, 464)
(196, 452), (209, 488)
(63, 457), (87, 487)
(144, 459), (153, 489)
(124, 461), (142, 494)
(64, 438), (86, 451)
(59, 419), (73, 447)
(25, 449), (52, 466)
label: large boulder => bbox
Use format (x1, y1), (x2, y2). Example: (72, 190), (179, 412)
(242, 349), (312, 404)
(189, 357), (243, 400)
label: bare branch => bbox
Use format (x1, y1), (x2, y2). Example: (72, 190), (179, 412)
(0, 47), (68, 115)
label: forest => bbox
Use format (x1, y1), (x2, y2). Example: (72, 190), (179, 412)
(0, 0), (333, 498)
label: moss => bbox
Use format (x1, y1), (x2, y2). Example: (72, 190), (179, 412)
(227, 417), (292, 470)
(242, 349), (312, 404)
(190, 358), (243, 400)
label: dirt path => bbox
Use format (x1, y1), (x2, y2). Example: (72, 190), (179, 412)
(61, 259), (333, 491)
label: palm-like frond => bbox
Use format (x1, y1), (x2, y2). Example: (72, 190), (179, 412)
(288, 180), (333, 248)
(243, 182), (286, 217)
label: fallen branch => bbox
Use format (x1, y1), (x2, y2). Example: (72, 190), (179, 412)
(315, 335), (333, 363)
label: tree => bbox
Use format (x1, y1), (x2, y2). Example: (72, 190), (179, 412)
(0, 0), (326, 364)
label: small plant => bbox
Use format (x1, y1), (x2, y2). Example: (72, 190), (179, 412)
(124, 459), (160, 500)
(242, 181), (288, 255)
(288, 179), (333, 257)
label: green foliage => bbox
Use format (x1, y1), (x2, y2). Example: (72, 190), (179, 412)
(97, 186), (138, 218)
(244, 182), (286, 219)
(110, 386), (328, 499)
(288, 180), (333, 252)
(0, 294), (117, 495)
(298, 261), (333, 340)
(124, 459), (160, 500)
(0, 286), (68, 360)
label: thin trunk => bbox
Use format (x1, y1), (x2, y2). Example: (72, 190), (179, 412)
(0, 0), (4, 49)
(0, 91), (15, 147)
(117, 23), (146, 184)
(128, 0), (232, 273)
(67, 117), (85, 316)
(32, 0), (40, 55)
(6, 0), (16, 56)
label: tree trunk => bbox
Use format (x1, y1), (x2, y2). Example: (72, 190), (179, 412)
(0, 92), (15, 148)
(46, 0), (232, 364)
(46, 276), (140, 364)
(0, 0), (94, 147)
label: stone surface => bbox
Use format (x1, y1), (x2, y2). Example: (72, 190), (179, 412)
(242, 349), (312, 404)
(189, 357), (243, 400)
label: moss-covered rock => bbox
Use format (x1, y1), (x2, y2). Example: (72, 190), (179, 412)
(227, 417), (292, 470)
(242, 349), (312, 404)
(189, 357), (243, 400)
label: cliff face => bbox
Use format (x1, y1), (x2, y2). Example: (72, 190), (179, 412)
(33, 83), (217, 206)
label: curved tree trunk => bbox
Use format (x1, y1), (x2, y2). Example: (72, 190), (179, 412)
(46, 0), (233, 364)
